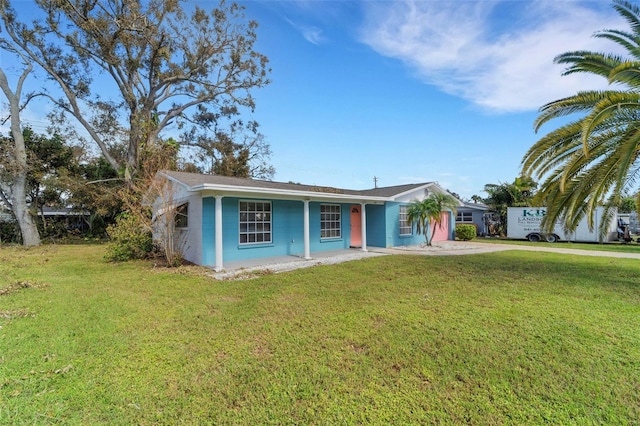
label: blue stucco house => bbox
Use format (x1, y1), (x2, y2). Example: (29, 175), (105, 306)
(455, 201), (490, 236)
(152, 171), (461, 271)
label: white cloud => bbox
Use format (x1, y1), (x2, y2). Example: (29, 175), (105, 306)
(301, 26), (325, 45)
(360, 1), (625, 113)
(285, 18), (326, 45)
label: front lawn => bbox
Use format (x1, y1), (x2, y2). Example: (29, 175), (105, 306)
(1, 245), (639, 424)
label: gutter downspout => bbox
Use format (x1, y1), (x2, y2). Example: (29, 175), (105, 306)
(214, 195), (224, 271)
(303, 199), (311, 259)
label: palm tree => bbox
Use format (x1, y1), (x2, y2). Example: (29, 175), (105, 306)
(522, 0), (640, 236)
(406, 193), (458, 246)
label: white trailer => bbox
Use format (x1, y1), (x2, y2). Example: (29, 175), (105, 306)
(506, 207), (618, 243)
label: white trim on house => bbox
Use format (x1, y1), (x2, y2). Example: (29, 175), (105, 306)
(199, 187), (388, 204)
(360, 202), (368, 252)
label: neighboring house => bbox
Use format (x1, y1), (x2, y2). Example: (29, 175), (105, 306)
(455, 201), (490, 236)
(0, 205), (88, 227)
(151, 171), (462, 270)
(38, 207), (90, 232)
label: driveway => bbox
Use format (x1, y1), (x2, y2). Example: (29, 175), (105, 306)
(378, 240), (640, 259)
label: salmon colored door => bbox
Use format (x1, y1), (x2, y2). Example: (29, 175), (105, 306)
(350, 205), (362, 247)
(431, 212), (450, 242)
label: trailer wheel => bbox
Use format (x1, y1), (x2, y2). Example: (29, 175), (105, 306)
(527, 233), (541, 242)
(545, 234), (559, 243)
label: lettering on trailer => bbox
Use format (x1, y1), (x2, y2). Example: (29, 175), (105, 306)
(517, 208), (546, 225)
(522, 209), (546, 217)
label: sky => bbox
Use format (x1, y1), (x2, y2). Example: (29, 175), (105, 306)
(0, 0), (629, 200)
(234, 0), (625, 199)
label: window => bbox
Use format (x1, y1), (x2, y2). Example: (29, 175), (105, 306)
(456, 211), (473, 223)
(175, 203), (189, 228)
(239, 201), (272, 244)
(320, 204), (341, 239)
(399, 205), (411, 235)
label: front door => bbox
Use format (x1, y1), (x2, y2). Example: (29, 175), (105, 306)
(350, 205), (361, 247)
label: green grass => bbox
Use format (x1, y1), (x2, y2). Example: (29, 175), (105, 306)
(1, 245), (639, 424)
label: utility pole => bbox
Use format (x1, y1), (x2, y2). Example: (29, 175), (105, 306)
(373, 176), (379, 188)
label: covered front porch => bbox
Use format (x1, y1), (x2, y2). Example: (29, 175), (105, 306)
(206, 195), (376, 272)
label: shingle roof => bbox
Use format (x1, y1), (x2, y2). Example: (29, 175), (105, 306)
(460, 201), (490, 211)
(356, 183), (431, 197)
(160, 170), (433, 198)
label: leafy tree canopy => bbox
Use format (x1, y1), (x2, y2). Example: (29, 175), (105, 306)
(0, 0), (272, 182)
(1, 128), (124, 238)
(617, 195), (637, 214)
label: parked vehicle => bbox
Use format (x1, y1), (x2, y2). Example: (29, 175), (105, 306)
(506, 207), (618, 243)
(617, 211), (639, 234)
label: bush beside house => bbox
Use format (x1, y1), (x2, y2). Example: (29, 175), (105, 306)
(456, 224), (476, 241)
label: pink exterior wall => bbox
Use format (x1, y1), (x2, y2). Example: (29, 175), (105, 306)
(431, 213), (450, 242)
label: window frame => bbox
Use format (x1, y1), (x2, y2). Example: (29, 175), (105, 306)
(239, 200), (272, 245)
(320, 204), (342, 239)
(456, 211), (474, 223)
(399, 205), (412, 235)
(174, 203), (189, 229)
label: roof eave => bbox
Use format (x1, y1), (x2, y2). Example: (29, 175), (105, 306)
(388, 182), (463, 206)
(158, 171), (192, 188)
(191, 183), (388, 203)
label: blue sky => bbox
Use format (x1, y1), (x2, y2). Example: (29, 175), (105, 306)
(1, 0), (628, 199)
(236, 0), (625, 199)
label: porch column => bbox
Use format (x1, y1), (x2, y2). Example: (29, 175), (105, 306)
(303, 199), (311, 259)
(214, 195), (224, 272)
(360, 203), (368, 252)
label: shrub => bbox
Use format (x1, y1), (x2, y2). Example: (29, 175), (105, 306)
(456, 224), (476, 241)
(105, 213), (153, 261)
(0, 221), (20, 244)
(38, 220), (69, 240)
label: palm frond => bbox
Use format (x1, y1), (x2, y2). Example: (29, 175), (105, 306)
(534, 90), (620, 132)
(612, 0), (640, 40)
(555, 51), (624, 78)
(609, 61), (640, 86)
(594, 30), (640, 57)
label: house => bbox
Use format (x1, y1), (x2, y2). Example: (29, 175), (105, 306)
(152, 171), (462, 271)
(455, 201), (490, 236)
(0, 205), (88, 226)
(38, 206), (90, 232)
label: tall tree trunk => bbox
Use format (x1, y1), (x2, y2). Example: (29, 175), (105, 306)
(125, 138), (137, 183)
(7, 105), (40, 246)
(0, 58), (41, 246)
(13, 173), (40, 246)
(125, 110), (145, 184)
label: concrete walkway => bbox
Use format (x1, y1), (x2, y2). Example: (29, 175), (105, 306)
(212, 248), (386, 280)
